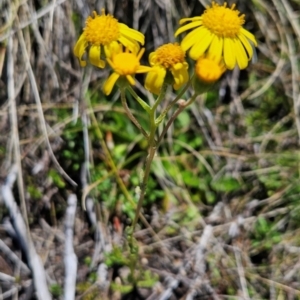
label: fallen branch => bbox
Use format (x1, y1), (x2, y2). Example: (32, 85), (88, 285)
(0, 165), (52, 300)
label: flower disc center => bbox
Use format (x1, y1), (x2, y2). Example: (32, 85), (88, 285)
(154, 43), (185, 69)
(84, 10), (120, 45)
(202, 3), (245, 38)
(113, 53), (140, 75)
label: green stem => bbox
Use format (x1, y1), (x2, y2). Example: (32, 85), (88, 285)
(157, 93), (198, 144)
(120, 88), (149, 140)
(127, 85), (151, 113)
(155, 74), (193, 126)
(131, 144), (156, 231)
(131, 92), (160, 230)
(88, 106), (156, 236)
(152, 81), (168, 112)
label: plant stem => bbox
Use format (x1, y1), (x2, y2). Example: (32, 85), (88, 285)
(88, 106), (156, 235)
(158, 93), (198, 144)
(155, 75), (193, 126)
(127, 85), (151, 113)
(131, 144), (156, 230)
(120, 88), (149, 139)
(130, 82), (170, 230)
(131, 108), (157, 230)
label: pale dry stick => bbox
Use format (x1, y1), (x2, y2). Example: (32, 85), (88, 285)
(1, 165), (52, 300)
(0, 0), (19, 36)
(80, 67), (93, 182)
(0, 272), (15, 283)
(285, 27), (300, 144)
(164, 0), (174, 43)
(0, 287), (20, 300)
(63, 194), (78, 300)
(48, 0), (57, 30)
(106, 0), (115, 15)
(174, 139), (215, 177)
(273, 0), (300, 140)
(259, 113), (292, 153)
(79, 68), (111, 268)
(7, 33), (28, 228)
(191, 104), (219, 150)
(252, 0), (288, 61)
(143, 206), (291, 251)
(0, 46), (5, 76)
(158, 277), (179, 300)
(0, 0), (67, 43)
(24, 2), (59, 88)
(0, 239), (31, 276)
(133, 0), (140, 30)
(16, 18), (77, 186)
(233, 247), (250, 300)
(281, 0), (300, 43)
(247, 57), (286, 100)
(185, 226), (218, 300)
(247, 272), (300, 296)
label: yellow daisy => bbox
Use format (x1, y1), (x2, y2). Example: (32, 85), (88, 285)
(175, 1), (257, 70)
(193, 55), (226, 94)
(74, 9), (145, 68)
(103, 45), (152, 95)
(195, 55), (226, 83)
(145, 43), (189, 95)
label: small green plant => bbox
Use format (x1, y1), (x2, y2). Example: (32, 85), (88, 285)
(251, 217), (281, 251)
(49, 283), (63, 298)
(105, 245), (158, 293)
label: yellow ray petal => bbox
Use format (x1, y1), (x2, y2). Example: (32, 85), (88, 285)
(136, 66), (152, 73)
(118, 36), (140, 54)
(180, 27), (204, 51)
(208, 35), (223, 60)
(104, 41), (120, 59)
(126, 75), (135, 85)
(240, 28), (257, 46)
(145, 67), (166, 95)
(119, 23), (145, 45)
(74, 33), (88, 67)
(175, 20), (202, 37)
(148, 52), (156, 65)
(178, 16), (202, 25)
(189, 30), (213, 60)
(234, 39), (248, 69)
(223, 38), (236, 70)
(171, 65), (189, 90)
(89, 45), (105, 68)
(237, 33), (253, 59)
(103, 72), (120, 95)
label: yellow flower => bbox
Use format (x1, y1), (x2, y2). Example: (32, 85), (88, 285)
(145, 43), (189, 95)
(103, 45), (152, 95)
(195, 55), (226, 83)
(175, 1), (257, 70)
(193, 55), (226, 94)
(74, 9), (145, 68)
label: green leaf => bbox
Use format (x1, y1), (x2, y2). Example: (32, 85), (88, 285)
(211, 176), (240, 193)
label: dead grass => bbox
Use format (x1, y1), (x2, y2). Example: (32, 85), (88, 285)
(1, 0), (300, 299)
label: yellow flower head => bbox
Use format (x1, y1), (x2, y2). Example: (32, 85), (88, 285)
(74, 9), (145, 68)
(145, 43), (189, 95)
(193, 55), (226, 94)
(175, 2), (257, 70)
(103, 45), (152, 95)
(195, 55), (226, 83)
